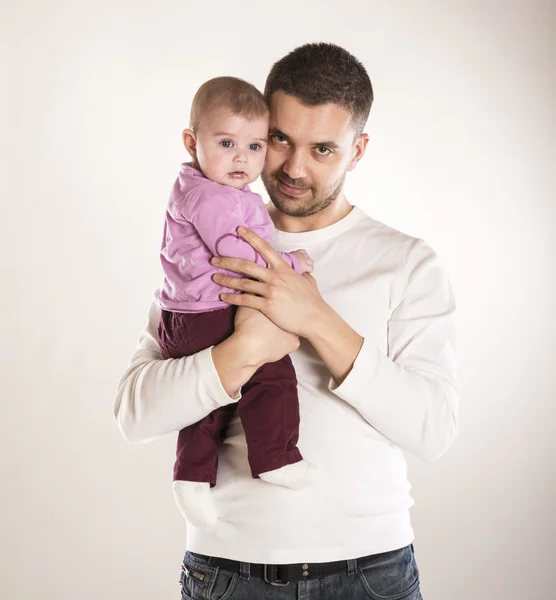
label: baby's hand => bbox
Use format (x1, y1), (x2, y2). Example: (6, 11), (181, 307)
(291, 249), (314, 274)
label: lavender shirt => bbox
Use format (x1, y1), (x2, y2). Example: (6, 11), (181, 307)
(158, 163), (302, 313)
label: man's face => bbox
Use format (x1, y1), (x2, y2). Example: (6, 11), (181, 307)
(262, 91), (362, 217)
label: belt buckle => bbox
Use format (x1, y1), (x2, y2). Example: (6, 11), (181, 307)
(264, 564), (289, 587)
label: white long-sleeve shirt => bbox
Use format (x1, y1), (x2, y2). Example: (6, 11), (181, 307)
(114, 205), (459, 563)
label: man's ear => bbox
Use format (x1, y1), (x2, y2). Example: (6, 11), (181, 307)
(348, 133), (369, 171)
(182, 128), (197, 159)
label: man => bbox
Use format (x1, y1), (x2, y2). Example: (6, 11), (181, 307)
(115, 42), (458, 599)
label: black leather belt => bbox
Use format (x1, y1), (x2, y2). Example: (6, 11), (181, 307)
(192, 552), (377, 586)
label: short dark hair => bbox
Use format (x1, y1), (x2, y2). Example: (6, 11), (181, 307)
(190, 76), (268, 131)
(264, 43), (374, 135)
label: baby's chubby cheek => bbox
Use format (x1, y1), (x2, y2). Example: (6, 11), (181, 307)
(251, 155), (267, 181)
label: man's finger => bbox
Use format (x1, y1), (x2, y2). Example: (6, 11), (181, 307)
(220, 291), (267, 312)
(237, 226), (284, 269)
(303, 272), (318, 285)
(213, 274), (267, 296)
(211, 256), (270, 281)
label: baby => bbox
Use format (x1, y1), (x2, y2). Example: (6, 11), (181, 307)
(157, 76), (315, 527)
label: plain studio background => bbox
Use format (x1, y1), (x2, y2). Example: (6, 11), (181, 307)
(1, 0), (554, 598)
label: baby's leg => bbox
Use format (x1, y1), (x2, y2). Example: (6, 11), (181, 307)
(158, 307), (237, 526)
(239, 355), (316, 490)
(173, 404), (236, 526)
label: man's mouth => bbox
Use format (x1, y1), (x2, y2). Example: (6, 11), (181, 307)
(277, 178), (310, 198)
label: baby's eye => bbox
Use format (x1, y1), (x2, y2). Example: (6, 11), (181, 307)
(220, 140), (233, 148)
(249, 143), (261, 151)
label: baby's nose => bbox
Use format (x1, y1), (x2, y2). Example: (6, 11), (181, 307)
(233, 149), (247, 162)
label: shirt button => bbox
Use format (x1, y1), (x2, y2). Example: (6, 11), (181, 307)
(303, 571), (309, 577)
(303, 564), (309, 570)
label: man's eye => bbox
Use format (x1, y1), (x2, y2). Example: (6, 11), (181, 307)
(220, 140), (233, 148)
(316, 146), (332, 156)
(249, 143), (261, 151)
(272, 135), (287, 144)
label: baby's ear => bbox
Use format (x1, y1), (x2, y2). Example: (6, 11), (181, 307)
(182, 129), (197, 158)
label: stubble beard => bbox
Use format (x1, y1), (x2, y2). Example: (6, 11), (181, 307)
(262, 169), (346, 218)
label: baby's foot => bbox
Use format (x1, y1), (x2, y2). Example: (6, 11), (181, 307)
(172, 481), (218, 527)
(259, 460), (317, 490)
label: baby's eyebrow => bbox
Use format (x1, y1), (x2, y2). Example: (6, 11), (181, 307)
(212, 132), (268, 142)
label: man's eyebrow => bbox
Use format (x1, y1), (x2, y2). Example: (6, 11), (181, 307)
(313, 140), (340, 150)
(269, 128), (290, 140)
(269, 128), (339, 149)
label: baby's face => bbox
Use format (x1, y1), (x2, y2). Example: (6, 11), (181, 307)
(195, 111), (269, 189)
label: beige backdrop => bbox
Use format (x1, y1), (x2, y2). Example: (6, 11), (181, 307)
(1, 0), (555, 598)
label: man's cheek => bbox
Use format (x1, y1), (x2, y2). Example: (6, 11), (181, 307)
(258, 153), (268, 172)
(264, 146), (281, 165)
(263, 154), (271, 169)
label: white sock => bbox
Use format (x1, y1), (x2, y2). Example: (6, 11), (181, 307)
(259, 459), (317, 490)
(172, 480), (218, 527)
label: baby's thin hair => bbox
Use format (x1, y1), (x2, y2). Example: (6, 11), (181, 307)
(190, 76), (268, 131)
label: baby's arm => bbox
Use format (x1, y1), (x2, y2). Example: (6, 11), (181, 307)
(184, 188), (261, 264)
(238, 194), (315, 274)
(286, 249), (314, 274)
(183, 188), (315, 274)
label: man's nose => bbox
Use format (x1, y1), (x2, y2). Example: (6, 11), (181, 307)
(282, 150), (306, 180)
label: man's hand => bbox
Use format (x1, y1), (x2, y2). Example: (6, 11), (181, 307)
(234, 307), (300, 365)
(211, 226), (330, 338)
(210, 306), (300, 398)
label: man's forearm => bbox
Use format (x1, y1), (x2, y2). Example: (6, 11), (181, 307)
(211, 334), (263, 397)
(305, 305), (364, 386)
(114, 296), (262, 444)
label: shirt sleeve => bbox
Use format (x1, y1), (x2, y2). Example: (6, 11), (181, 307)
(276, 250), (302, 273)
(181, 186), (264, 264)
(237, 193), (303, 274)
(113, 291), (241, 443)
(328, 239), (459, 463)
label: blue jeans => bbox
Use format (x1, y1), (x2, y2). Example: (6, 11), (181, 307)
(178, 545), (423, 599)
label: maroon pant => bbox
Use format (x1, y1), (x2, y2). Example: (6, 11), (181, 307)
(158, 307), (303, 486)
